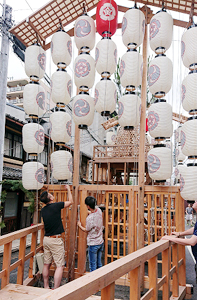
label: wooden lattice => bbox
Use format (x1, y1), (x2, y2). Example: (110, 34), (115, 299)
(109, 126), (151, 159)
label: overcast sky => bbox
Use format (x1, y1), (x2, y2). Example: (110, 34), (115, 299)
(1, 0), (196, 118)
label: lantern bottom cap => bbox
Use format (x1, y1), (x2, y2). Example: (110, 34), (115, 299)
(155, 180), (166, 183)
(154, 91), (165, 98)
(124, 126), (134, 130)
(56, 142), (66, 146)
(155, 137), (165, 141)
(29, 114), (38, 119)
(30, 75), (39, 82)
(78, 124), (88, 130)
(101, 111), (110, 117)
(189, 109), (197, 115)
(56, 102), (66, 108)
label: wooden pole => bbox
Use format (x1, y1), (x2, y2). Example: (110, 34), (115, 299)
(68, 124), (80, 281)
(138, 7), (148, 291)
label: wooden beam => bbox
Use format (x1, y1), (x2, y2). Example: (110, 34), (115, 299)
(138, 5), (149, 292)
(68, 125), (80, 281)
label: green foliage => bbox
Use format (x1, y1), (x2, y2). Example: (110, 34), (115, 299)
(0, 180), (35, 215)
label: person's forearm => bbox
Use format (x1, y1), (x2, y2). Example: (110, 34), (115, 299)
(179, 227), (194, 236)
(67, 188), (73, 204)
(78, 224), (86, 232)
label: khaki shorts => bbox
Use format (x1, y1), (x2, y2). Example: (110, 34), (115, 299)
(43, 236), (65, 267)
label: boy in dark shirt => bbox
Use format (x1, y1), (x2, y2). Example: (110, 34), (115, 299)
(40, 185), (73, 289)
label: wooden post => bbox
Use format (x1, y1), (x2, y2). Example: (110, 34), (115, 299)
(130, 267), (140, 300)
(17, 236), (27, 284)
(172, 243), (179, 297)
(68, 125), (80, 281)
(162, 248), (170, 299)
(29, 231), (37, 278)
(77, 190), (88, 275)
(149, 256), (158, 300)
(138, 7), (148, 291)
(1, 242), (12, 288)
(101, 282), (115, 300)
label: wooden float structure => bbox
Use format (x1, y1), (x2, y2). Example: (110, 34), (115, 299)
(2, 0), (196, 298)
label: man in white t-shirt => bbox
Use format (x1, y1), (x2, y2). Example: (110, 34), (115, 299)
(78, 196), (104, 272)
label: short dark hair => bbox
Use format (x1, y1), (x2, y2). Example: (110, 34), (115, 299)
(85, 196), (96, 209)
(40, 191), (50, 204)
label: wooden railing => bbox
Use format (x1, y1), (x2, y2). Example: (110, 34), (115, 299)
(35, 239), (186, 300)
(0, 223), (44, 289)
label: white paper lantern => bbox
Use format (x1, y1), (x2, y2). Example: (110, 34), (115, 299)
(181, 72), (197, 114)
(147, 145), (172, 181)
(22, 161), (44, 190)
(50, 111), (71, 144)
(174, 163), (186, 180)
(51, 70), (71, 105)
(74, 15), (96, 50)
(149, 11), (173, 54)
(175, 145), (186, 162)
(74, 53), (95, 90)
(120, 50), (143, 90)
(106, 130), (116, 145)
(164, 140), (173, 150)
(73, 93), (94, 129)
(180, 164), (197, 201)
(148, 100), (172, 139)
(181, 118), (197, 157)
(122, 8), (145, 48)
(118, 93), (141, 128)
(22, 123), (44, 154)
(95, 79), (116, 115)
(148, 55), (173, 97)
(181, 26), (197, 70)
(25, 44), (46, 81)
(95, 38), (117, 76)
(51, 30), (72, 68)
(23, 83), (46, 117)
(51, 150), (72, 181)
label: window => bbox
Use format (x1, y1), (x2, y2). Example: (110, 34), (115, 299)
(4, 132), (12, 156)
(13, 135), (22, 159)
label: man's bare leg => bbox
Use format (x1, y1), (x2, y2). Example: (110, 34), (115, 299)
(42, 264), (51, 289)
(54, 266), (64, 289)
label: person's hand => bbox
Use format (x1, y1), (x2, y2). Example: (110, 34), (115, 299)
(171, 231), (180, 237)
(65, 184), (70, 191)
(161, 235), (171, 240)
(77, 220), (81, 227)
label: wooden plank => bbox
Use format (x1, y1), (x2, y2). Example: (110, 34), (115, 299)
(29, 231), (37, 278)
(78, 190), (88, 275)
(172, 243), (179, 297)
(129, 267), (140, 300)
(1, 242), (12, 288)
(101, 282), (115, 300)
(0, 283), (50, 299)
(169, 286), (186, 300)
(68, 124), (80, 281)
(162, 248), (170, 299)
(17, 236), (27, 284)
(148, 256), (158, 300)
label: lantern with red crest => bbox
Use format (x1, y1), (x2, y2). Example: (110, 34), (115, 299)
(96, 0), (118, 37)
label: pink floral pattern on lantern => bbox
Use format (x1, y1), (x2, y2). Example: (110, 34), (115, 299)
(37, 53), (46, 71)
(51, 41), (53, 54)
(111, 134), (116, 142)
(75, 19), (91, 37)
(122, 17), (127, 35)
(148, 111), (159, 131)
(118, 101), (124, 118)
(180, 130), (186, 149)
(67, 40), (72, 56)
(66, 120), (72, 137)
(148, 64), (160, 86)
(74, 99), (90, 117)
(35, 129), (44, 146)
(175, 149), (179, 157)
(95, 48), (99, 64)
(36, 92), (45, 110)
(181, 84), (186, 103)
(94, 89), (99, 105)
(149, 19), (161, 40)
(35, 168), (44, 184)
(68, 157), (73, 173)
(75, 59), (90, 78)
(180, 174), (185, 192)
(174, 167), (179, 177)
(120, 60), (125, 77)
(147, 154), (161, 173)
(181, 41), (185, 59)
(67, 80), (72, 97)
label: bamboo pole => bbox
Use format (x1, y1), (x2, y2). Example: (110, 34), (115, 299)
(138, 6), (148, 291)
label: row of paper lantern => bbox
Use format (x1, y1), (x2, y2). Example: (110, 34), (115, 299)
(178, 24), (197, 201)
(146, 9), (173, 182)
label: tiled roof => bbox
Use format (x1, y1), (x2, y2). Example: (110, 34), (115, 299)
(3, 166), (22, 179)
